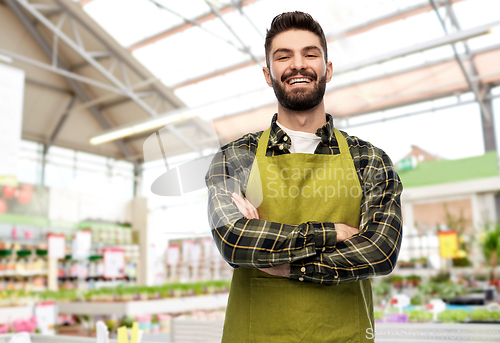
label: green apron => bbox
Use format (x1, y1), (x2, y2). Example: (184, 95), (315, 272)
(222, 127), (374, 343)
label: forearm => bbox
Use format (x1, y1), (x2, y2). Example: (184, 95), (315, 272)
(206, 147), (339, 269)
(289, 219), (402, 285)
(288, 178), (403, 285)
(210, 199), (338, 268)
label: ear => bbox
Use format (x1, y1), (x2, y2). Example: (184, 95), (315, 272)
(263, 66), (273, 87)
(325, 61), (333, 83)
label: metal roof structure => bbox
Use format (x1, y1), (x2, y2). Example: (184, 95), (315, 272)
(1, 0), (500, 164)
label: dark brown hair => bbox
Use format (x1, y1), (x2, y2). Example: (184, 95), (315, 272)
(264, 11), (328, 67)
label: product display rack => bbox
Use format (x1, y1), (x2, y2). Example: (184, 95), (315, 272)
(0, 305), (33, 324)
(0, 334), (157, 343)
(0, 220), (139, 293)
(57, 293), (229, 316)
(0, 249), (50, 292)
(57, 245), (139, 291)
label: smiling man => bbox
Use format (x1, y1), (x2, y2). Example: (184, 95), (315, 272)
(206, 11), (403, 343)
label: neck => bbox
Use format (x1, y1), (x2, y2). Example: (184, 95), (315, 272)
(276, 101), (327, 133)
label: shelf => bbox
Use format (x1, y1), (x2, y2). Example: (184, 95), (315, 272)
(374, 323), (500, 342)
(0, 272), (48, 278)
(0, 305), (33, 323)
(171, 317), (224, 343)
(0, 334), (157, 343)
(392, 267), (438, 277)
(57, 293), (229, 316)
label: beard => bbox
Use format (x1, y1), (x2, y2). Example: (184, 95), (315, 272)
(270, 70), (327, 111)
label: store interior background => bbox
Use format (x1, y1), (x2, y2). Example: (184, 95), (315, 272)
(1, 0), (500, 341)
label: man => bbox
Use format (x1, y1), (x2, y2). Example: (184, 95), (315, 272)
(206, 11), (402, 343)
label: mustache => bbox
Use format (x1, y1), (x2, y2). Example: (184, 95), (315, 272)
(281, 70), (317, 83)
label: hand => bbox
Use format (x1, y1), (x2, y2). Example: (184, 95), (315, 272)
(231, 193), (259, 219)
(335, 223), (359, 242)
(231, 193), (288, 277)
(258, 264), (290, 278)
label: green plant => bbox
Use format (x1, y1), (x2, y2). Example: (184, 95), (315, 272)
(482, 223), (500, 284)
(372, 282), (390, 306)
(471, 309), (491, 322)
(418, 281), (437, 296)
(405, 275), (421, 287)
(430, 272), (450, 283)
(372, 282), (390, 297)
(121, 316), (135, 329)
(470, 309), (500, 322)
(444, 205), (473, 267)
(407, 309), (432, 323)
(374, 311), (384, 320)
(105, 318), (118, 333)
(388, 275), (404, 288)
(435, 281), (466, 300)
(437, 310), (469, 323)
(410, 294), (422, 306)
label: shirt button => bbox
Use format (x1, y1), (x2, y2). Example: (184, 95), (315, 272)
(299, 277), (304, 282)
(279, 144), (284, 150)
(300, 267), (306, 273)
(283, 136), (288, 142)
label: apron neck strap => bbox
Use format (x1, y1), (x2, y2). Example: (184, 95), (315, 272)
(256, 128), (271, 157)
(333, 128), (350, 155)
(256, 127), (349, 156)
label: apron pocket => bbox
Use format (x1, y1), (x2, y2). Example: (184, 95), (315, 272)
(249, 277), (362, 343)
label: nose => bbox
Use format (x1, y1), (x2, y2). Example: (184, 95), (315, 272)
(290, 55), (307, 70)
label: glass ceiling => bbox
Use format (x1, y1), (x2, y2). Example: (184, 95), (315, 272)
(79, 0), (500, 122)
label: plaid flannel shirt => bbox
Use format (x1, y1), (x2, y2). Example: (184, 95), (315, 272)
(206, 113), (403, 285)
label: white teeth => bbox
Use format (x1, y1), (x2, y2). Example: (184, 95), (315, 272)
(288, 77), (312, 85)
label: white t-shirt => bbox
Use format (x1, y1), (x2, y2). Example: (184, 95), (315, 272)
(277, 121), (321, 154)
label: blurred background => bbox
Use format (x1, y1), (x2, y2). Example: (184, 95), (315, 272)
(0, 0), (500, 342)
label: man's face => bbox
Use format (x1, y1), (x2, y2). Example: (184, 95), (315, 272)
(263, 30), (333, 111)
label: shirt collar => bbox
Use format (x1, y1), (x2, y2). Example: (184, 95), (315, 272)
(268, 113), (335, 147)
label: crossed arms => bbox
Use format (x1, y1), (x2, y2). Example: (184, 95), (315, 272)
(206, 134), (403, 285)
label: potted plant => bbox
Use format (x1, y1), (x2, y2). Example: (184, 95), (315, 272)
(481, 223), (500, 286)
(407, 309), (432, 323)
(388, 275), (404, 289)
(437, 309), (469, 323)
(405, 275), (422, 287)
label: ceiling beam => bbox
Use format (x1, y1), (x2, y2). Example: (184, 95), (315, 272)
(338, 96), (476, 129)
(214, 42), (500, 123)
(128, 0), (259, 51)
(334, 19), (499, 73)
(172, 16), (499, 90)
(25, 77), (73, 95)
(170, 0), (467, 90)
(206, 0), (261, 65)
(327, 42), (500, 92)
(19, 0), (159, 118)
(172, 58), (262, 90)
(444, 0), (481, 81)
(44, 95), (77, 155)
(327, 0), (465, 41)
(5, 0), (135, 159)
(52, 0), (184, 109)
(0, 47), (128, 94)
(149, 0), (249, 55)
(429, 0), (491, 125)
